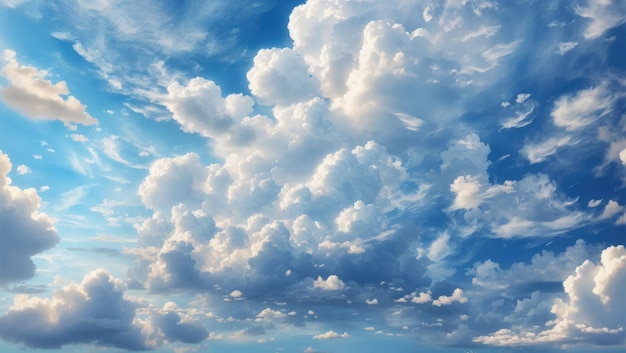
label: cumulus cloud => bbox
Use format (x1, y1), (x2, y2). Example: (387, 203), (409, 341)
(103, 0), (623, 349)
(313, 275), (346, 291)
(0, 151), (58, 285)
(163, 78), (253, 139)
(600, 200), (624, 220)
(247, 48), (320, 106)
(313, 331), (350, 339)
(0, 50), (97, 127)
(395, 291), (432, 304)
(16, 164), (31, 175)
(432, 288), (468, 306)
(152, 302), (208, 344)
(256, 308), (287, 321)
(470, 240), (597, 294)
(0, 270), (154, 350)
(475, 245), (626, 347)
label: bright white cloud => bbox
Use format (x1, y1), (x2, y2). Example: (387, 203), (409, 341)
(432, 288), (468, 306)
(16, 164), (31, 175)
(475, 245), (626, 346)
(0, 50), (97, 127)
(163, 78), (253, 139)
(0, 270), (154, 349)
(313, 330), (350, 339)
(247, 47), (320, 106)
(256, 308), (287, 321)
(600, 200), (624, 219)
(522, 136), (575, 164)
(450, 175), (482, 210)
(575, 0), (626, 39)
(313, 275), (346, 291)
(551, 84), (614, 131)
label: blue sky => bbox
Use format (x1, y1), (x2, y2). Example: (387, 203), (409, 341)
(0, 0), (625, 352)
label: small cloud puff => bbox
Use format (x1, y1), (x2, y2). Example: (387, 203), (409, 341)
(16, 164), (31, 175)
(432, 288), (468, 306)
(313, 275), (346, 291)
(313, 331), (350, 339)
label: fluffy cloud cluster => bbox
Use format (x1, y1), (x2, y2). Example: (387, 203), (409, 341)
(443, 134), (589, 238)
(3, 0), (622, 350)
(0, 270), (154, 350)
(0, 50), (97, 127)
(152, 302), (208, 344)
(0, 151), (58, 285)
(475, 245), (626, 346)
(121, 1), (626, 344)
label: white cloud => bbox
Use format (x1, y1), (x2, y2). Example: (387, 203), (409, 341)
(462, 25), (500, 42)
(0, 50), (97, 127)
(588, 199), (603, 207)
(396, 290), (433, 304)
(475, 245), (626, 347)
(366, 298), (378, 305)
(229, 290), (243, 298)
(16, 164), (31, 175)
(313, 275), (346, 291)
(600, 200), (624, 219)
(551, 84), (614, 131)
(256, 308), (287, 321)
(481, 40), (522, 65)
(432, 288), (468, 306)
(470, 239), (596, 292)
(620, 148), (626, 165)
(501, 105), (534, 129)
(70, 133), (89, 142)
(163, 78), (253, 139)
(153, 302), (208, 344)
(423, 5), (434, 22)
(313, 331), (350, 339)
(138, 153), (209, 213)
(247, 48), (319, 106)
(575, 0), (626, 39)
(556, 41), (579, 56)
(0, 270), (154, 350)
(450, 175), (482, 210)
(522, 136), (574, 164)
(515, 93), (531, 104)
(0, 151), (58, 285)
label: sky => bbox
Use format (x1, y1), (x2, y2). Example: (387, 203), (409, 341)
(0, 0), (625, 352)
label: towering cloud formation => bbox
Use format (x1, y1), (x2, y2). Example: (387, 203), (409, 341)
(0, 151), (58, 285)
(0, 270), (154, 350)
(1, 0), (625, 351)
